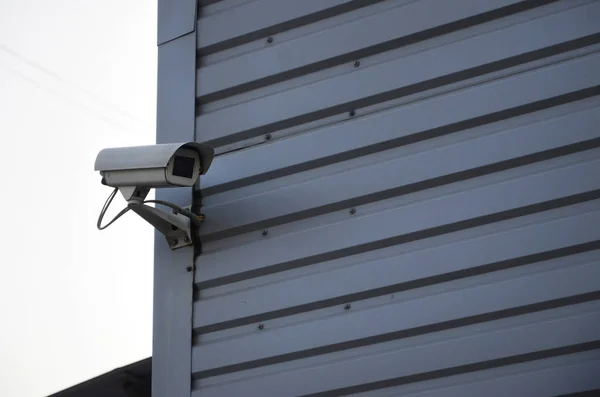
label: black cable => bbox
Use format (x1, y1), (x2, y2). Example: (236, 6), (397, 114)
(97, 187), (131, 230)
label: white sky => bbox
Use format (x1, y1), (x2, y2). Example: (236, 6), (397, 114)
(0, 1), (157, 396)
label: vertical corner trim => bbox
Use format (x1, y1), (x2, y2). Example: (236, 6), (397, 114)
(158, 0), (198, 45)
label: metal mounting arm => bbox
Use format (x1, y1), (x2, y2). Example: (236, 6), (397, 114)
(128, 201), (193, 250)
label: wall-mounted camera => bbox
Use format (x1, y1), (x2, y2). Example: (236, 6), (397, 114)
(94, 142), (214, 250)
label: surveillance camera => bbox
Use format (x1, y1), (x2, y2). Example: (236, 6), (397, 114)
(95, 142), (214, 198)
(94, 142), (214, 250)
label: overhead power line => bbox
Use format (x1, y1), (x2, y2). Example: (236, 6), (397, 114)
(0, 43), (154, 134)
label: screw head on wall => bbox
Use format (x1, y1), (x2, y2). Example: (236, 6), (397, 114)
(349, 208), (356, 215)
(266, 36), (273, 43)
(265, 133), (272, 141)
(344, 304), (352, 310)
(186, 266), (193, 272)
(262, 229), (269, 236)
(353, 60), (360, 67)
(257, 323), (265, 330)
(349, 109), (356, 117)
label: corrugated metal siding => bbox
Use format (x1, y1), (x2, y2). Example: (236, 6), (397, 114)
(192, 1), (600, 395)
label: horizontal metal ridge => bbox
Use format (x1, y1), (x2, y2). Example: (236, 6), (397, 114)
(348, 353), (600, 397)
(193, 208), (600, 332)
(193, 257), (600, 375)
(196, 154), (600, 287)
(199, 94), (600, 239)
(197, 0), (553, 102)
(199, 44), (600, 194)
(302, 342), (600, 397)
(196, 2), (600, 146)
(197, 0), (385, 55)
(192, 308), (600, 395)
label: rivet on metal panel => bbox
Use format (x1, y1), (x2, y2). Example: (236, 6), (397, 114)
(344, 304), (352, 310)
(257, 323), (265, 330)
(171, 238), (179, 246)
(349, 109), (356, 117)
(349, 208), (356, 215)
(265, 134), (272, 141)
(262, 229), (268, 236)
(186, 266), (193, 272)
(266, 36), (273, 44)
(184, 236), (190, 243)
(353, 60), (360, 67)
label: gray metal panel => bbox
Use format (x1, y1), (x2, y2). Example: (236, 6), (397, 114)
(193, 256), (600, 373)
(189, 0), (600, 395)
(200, 47), (600, 192)
(352, 353), (600, 397)
(196, 155), (600, 285)
(193, 307), (600, 396)
(153, 31), (197, 397)
(198, 195), (600, 299)
(156, 32), (198, 142)
(193, 300), (600, 383)
(197, 0), (524, 98)
(200, 86), (600, 236)
(200, 0), (597, 116)
(157, 0), (197, 44)
(197, 0), (367, 53)
(194, 206), (600, 330)
(196, 1), (600, 145)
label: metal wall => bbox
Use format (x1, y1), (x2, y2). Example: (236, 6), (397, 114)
(190, 0), (600, 396)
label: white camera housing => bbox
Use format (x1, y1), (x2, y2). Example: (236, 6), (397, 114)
(94, 142), (214, 250)
(95, 142), (214, 194)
